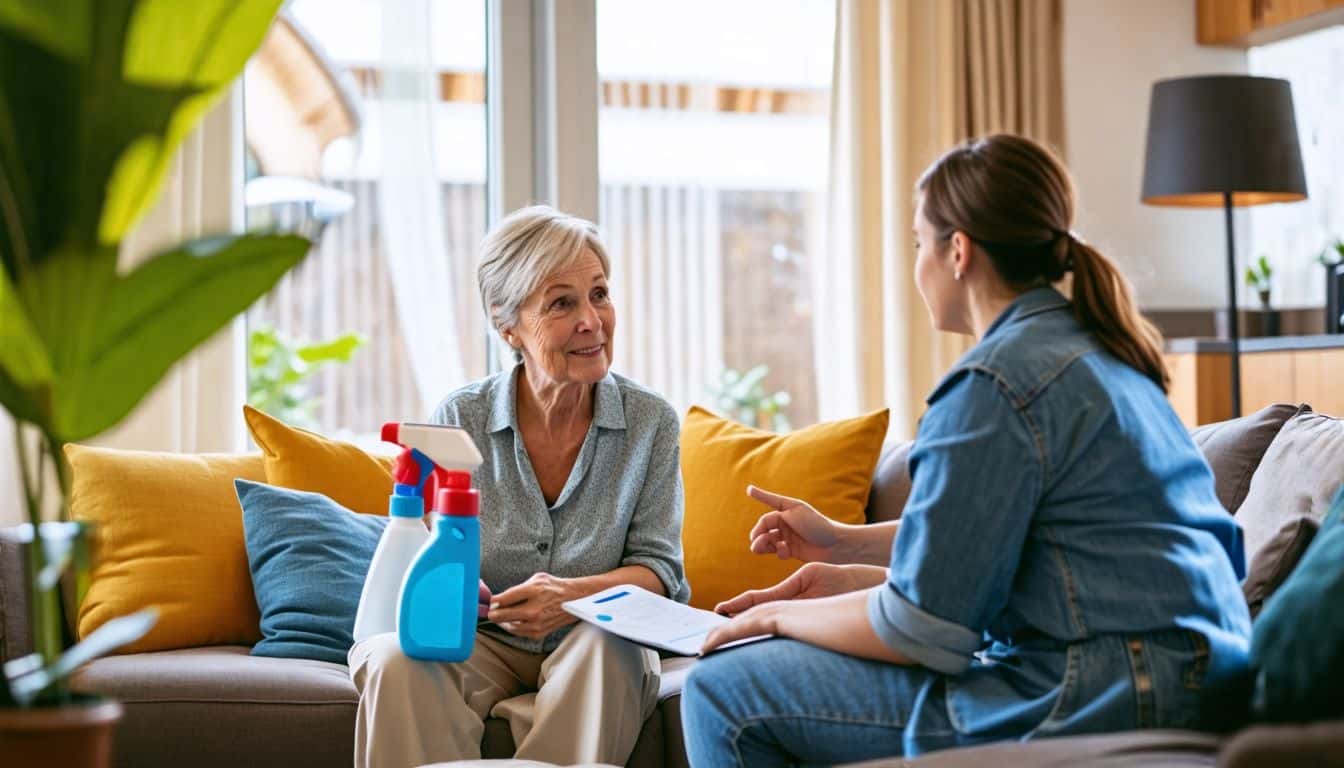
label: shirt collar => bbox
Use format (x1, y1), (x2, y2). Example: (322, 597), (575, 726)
(981, 286), (1070, 342)
(486, 363), (627, 433)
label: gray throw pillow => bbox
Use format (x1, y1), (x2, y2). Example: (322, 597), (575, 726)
(1235, 411), (1344, 564)
(866, 441), (913, 524)
(1191, 403), (1305, 515)
(1242, 515), (1319, 621)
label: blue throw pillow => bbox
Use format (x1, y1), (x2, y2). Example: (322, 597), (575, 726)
(236, 479), (388, 664)
(1250, 483), (1344, 721)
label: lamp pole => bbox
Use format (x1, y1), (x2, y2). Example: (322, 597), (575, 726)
(1223, 191), (1241, 418)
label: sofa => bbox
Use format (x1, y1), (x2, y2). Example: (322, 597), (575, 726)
(2, 403), (1342, 768)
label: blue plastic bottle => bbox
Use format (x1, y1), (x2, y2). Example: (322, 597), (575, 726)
(397, 470), (480, 661)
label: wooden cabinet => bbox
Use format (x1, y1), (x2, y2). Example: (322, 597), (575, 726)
(1165, 352), (1232, 426)
(1293, 348), (1344, 416)
(1198, 0), (1255, 44)
(1167, 345), (1344, 426)
(1239, 350), (1295, 412)
(1258, 0), (1329, 27)
(1197, 0), (1344, 46)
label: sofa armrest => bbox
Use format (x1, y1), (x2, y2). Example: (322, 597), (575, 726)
(1219, 720), (1344, 767)
(0, 525), (32, 661)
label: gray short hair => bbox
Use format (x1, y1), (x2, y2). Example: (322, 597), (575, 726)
(477, 206), (612, 357)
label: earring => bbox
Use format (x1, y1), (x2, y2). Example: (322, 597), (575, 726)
(954, 271), (963, 281)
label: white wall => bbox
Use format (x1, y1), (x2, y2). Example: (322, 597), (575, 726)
(1064, 0), (1250, 309)
(1250, 27), (1344, 309)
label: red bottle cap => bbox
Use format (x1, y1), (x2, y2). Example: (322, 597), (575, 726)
(434, 471), (479, 517)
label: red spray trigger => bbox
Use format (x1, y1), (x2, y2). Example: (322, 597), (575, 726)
(392, 450), (421, 486)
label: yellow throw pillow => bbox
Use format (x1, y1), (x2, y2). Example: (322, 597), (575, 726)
(243, 404), (394, 516)
(66, 445), (266, 652)
(680, 406), (890, 610)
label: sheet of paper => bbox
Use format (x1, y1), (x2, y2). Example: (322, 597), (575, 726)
(562, 584), (770, 656)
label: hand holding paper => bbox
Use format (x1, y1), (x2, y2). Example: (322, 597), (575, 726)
(488, 572), (580, 639)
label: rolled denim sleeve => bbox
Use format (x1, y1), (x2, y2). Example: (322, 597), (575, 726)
(868, 370), (1043, 675)
(622, 405), (691, 603)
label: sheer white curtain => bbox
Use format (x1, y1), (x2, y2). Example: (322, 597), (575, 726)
(377, 0), (467, 415)
(600, 184), (726, 414)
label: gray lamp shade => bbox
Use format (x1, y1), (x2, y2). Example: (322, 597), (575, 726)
(1141, 75), (1307, 207)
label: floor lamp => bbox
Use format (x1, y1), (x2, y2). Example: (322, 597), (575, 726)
(1141, 75), (1307, 418)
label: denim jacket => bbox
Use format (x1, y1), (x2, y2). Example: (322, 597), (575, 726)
(866, 287), (1252, 741)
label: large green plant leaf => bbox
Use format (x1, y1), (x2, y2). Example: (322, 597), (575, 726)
(0, 2), (197, 267)
(123, 1), (281, 85)
(0, 265), (51, 388)
(0, 262), (51, 424)
(0, 366), (43, 425)
(0, 0), (283, 274)
(51, 233), (309, 442)
(0, 0), (91, 61)
(99, 0), (283, 244)
(0, 26), (84, 278)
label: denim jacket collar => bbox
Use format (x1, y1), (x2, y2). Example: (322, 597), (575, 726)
(925, 287), (1073, 407)
(486, 363), (627, 433)
(981, 286), (1071, 342)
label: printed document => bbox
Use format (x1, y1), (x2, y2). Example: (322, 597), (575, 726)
(563, 584), (771, 656)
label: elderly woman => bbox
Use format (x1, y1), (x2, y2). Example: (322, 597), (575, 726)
(348, 205), (689, 768)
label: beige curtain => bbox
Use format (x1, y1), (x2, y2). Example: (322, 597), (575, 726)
(816, 0), (1063, 438)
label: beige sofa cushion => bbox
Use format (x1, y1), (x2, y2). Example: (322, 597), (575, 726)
(1235, 411), (1344, 564)
(70, 646), (355, 768)
(1242, 515), (1320, 621)
(69, 645), (693, 768)
(72, 645), (356, 705)
(1191, 403), (1305, 515)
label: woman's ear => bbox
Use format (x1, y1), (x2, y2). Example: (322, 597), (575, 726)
(949, 231), (974, 278)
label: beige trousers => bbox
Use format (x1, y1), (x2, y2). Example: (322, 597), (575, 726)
(348, 625), (660, 768)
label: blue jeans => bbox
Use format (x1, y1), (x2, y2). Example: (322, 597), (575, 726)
(681, 639), (955, 767)
(681, 630), (1234, 767)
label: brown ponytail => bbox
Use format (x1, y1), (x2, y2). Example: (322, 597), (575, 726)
(1067, 237), (1170, 392)
(918, 134), (1170, 392)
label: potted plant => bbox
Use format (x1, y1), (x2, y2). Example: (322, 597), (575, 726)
(247, 325), (366, 431)
(711, 365), (793, 432)
(1244, 255), (1280, 337)
(0, 2), (310, 765)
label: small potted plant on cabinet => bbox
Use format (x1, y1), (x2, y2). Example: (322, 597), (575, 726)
(1244, 254), (1280, 337)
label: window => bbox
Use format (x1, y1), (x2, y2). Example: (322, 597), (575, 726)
(244, 0), (488, 438)
(243, 0), (836, 436)
(596, 0), (835, 429)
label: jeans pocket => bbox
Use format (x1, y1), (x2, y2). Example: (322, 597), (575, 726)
(1021, 643), (1082, 738)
